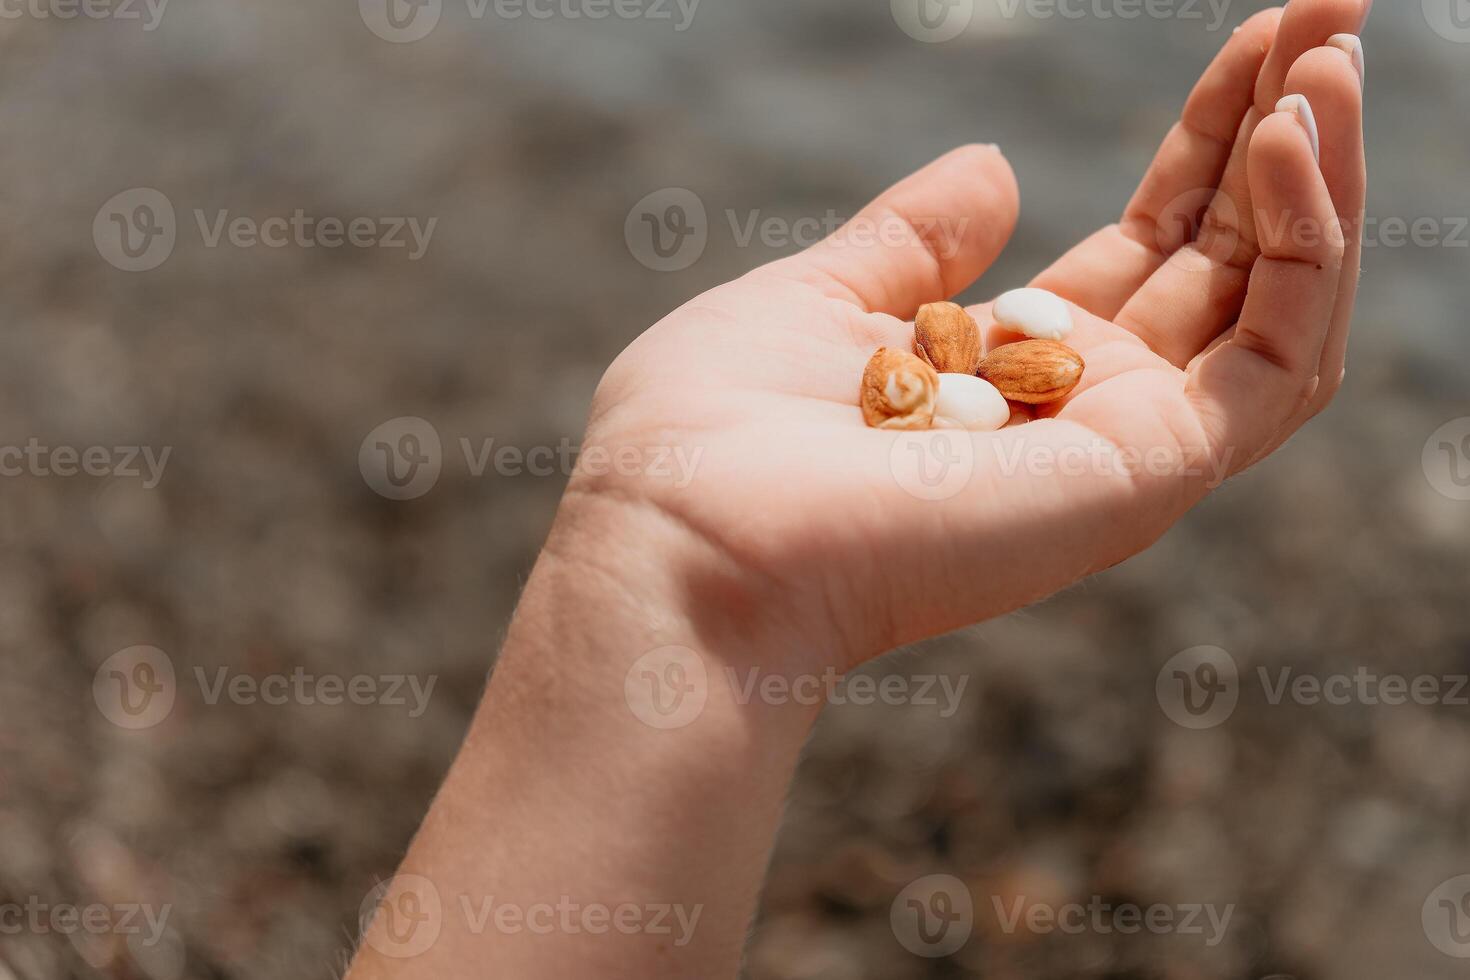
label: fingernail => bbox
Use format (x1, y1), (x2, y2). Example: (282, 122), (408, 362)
(1327, 33), (1365, 89)
(1275, 94), (1321, 166)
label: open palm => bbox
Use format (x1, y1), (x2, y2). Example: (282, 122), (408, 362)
(580, 0), (1369, 672)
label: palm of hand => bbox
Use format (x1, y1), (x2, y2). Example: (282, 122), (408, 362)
(581, 1), (1367, 670)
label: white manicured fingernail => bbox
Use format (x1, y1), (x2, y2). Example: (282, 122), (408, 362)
(1327, 33), (1365, 89)
(1275, 94), (1321, 166)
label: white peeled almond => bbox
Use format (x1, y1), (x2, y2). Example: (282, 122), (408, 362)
(933, 374), (1010, 432)
(994, 287), (1074, 341)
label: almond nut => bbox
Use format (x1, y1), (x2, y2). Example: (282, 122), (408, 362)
(993, 287), (1074, 341)
(976, 340), (1085, 405)
(934, 373), (1010, 432)
(914, 302), (982, 375)
(861, 348), (938, 429)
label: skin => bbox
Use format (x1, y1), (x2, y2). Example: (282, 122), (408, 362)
(347, 1), (1370, 976)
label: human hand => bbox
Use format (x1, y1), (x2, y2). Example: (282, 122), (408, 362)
(347, 8), (1371, 978)
(565, 0), (1369, 676)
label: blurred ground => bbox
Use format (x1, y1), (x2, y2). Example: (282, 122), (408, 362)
(0, 1), (1467, 978)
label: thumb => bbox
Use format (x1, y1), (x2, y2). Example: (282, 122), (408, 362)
(768, 144), (1020, 319)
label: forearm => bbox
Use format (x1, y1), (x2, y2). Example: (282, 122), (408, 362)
(348, 495), (821, 978)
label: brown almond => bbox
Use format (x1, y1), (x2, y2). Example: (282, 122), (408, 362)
(861, 348), (938, 430)
(977, 340), (1085, 405)
(914, 301), (982, 375)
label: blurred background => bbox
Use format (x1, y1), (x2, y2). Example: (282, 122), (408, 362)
(1, 0), (1467, 977)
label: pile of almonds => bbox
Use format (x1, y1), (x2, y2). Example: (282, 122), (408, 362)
(861, 288), (1085, 431)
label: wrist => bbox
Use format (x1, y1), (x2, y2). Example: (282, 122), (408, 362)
(500, 486), (827, 746)
(537, 480), (842, 673)
(355, 495), (823, 979)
